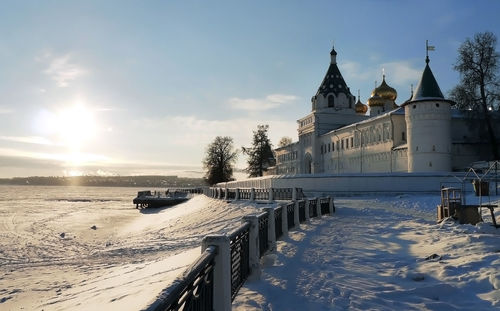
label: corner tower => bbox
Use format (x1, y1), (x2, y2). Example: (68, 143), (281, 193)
(403, 56), (454, 172)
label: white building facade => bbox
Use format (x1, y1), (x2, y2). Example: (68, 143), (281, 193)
(274, 47), (500, 175)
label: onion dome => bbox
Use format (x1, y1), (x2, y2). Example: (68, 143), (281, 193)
(373, 75), (397, 101)
(367, 93), (385, 107)
(355, 95), (368, 114)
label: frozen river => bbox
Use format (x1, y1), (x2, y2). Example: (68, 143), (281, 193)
(0, 185), (262, 310)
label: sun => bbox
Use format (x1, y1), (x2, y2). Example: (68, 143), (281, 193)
(56, 104), (96, 150)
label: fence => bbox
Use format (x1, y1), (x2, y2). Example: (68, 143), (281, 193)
(204, 187), (303, 202)
(145, 195), (335, 311)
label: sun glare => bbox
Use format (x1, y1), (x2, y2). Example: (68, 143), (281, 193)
(57, 104), (96, 150)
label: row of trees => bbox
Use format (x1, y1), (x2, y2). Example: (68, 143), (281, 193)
(202, 125), (278, 185)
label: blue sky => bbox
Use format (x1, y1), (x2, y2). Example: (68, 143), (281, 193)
(1, 1), (499, 178)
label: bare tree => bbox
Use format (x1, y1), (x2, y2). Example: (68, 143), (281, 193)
(278, 136), (293, 148)
(202, 136), (238, 185)
(449, 31), (500, 159)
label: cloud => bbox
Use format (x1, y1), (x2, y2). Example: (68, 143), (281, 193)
(43, 54), (87, 87)
(0, 106), (14, 114)
(0, 136), (55, 145)
(340, 60), (421, 87)
(228, 93), (299, 111)
(137, 115), (297, 148)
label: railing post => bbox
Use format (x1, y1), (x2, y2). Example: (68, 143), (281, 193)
(235, 188), (240, 200)
(242, 216), (260, 280)
(328, 196), (335, 214)
(264, 207), (276, 250)
(292, 187), (297, 201)
(294, 200), (300, 229)
(305, 199), (310, 221)
(202, 235), (231, 311)
(316, 198), (322, 219)
(280, 203), (288, 237)
(224, 187), (228, 200)
(268, 188), (274, 203)
(250, 188), (255, 201)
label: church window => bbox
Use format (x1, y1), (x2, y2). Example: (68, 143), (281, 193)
(341, 140), (344, 149)
(333, 142), (335, 151)
(346, 139), (349, 149)
(328, 95), (335, 107)
(413, 105), (416, 109)
(432, 145), (436, 151)
(436, 103), (440, 108)
(350, 137), (353, 148)
(416, 146), (419, 151)
(328, 143), (331, 152)
(402, 131), (406, 141)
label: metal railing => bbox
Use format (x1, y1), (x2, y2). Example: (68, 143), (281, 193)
(257, 212), (269, 257)
(320, 197), (330, 215)
(254, 188), (269, 201)
(229, 223), (250, 301)
(274, 206), (283, 240)
(272, 188), (293, 201)
(146, 195), (334, 311)
(286, 202), (295, 229)
(309, 198), (318, 218)
(227, 189), (236, 200)
(298, 200), (306, 223)
(239, 189), (251, 200)
(148, 246), (216, 311)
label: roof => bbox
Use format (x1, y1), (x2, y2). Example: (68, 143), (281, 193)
(316, 62), (351, 98)
(412, 62), (444, 100)
(402, 58), (454, 106)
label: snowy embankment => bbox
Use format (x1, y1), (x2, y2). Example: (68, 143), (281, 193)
(234, 195), (500, 310)
(0, 187), (263, 311)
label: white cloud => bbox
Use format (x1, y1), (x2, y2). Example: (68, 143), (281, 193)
(132, 114), (298, 169)
(43, 54), (87, 87)
(228, 93), (299, 111)
(0, 106), (13, 114)
(0, 135), (55, 145)
(340, 60), (421, 87)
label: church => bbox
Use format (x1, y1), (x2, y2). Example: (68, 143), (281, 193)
(273, 46), (499, 175)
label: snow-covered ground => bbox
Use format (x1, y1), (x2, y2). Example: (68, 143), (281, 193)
(0, 186), (263, 310)
(234, 194), (500, 310)
(2, 185), (499, 310)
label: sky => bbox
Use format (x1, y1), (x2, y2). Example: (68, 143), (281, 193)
(1, 0), (500, 178)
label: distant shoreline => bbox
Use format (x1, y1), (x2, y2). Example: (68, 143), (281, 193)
(0, 175), (207, 188)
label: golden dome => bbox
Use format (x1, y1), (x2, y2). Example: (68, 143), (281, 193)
(355, 98), (368, 114)
(367, 94), (385, 107)
(372, 76), (397, 101)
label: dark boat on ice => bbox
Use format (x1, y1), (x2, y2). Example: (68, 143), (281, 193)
(133, 190), (190, 209)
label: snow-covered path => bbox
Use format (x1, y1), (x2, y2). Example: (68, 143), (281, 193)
(234, 196), (500, 310)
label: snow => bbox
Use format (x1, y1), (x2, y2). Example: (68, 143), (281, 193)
(0, 186), (263, 310)
(234, 194), (500, 310)
(1, 185), (499, 310)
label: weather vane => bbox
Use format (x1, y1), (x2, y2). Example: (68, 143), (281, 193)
(426, 40), (435, 64)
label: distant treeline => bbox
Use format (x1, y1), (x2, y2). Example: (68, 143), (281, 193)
(0, 175), (208, 188)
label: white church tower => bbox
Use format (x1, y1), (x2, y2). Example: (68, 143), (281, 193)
(297, 45), (367, 174)
(403, 55), (454, 172)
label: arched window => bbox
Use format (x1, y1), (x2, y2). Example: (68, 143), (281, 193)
(328, 95), (335, 107)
